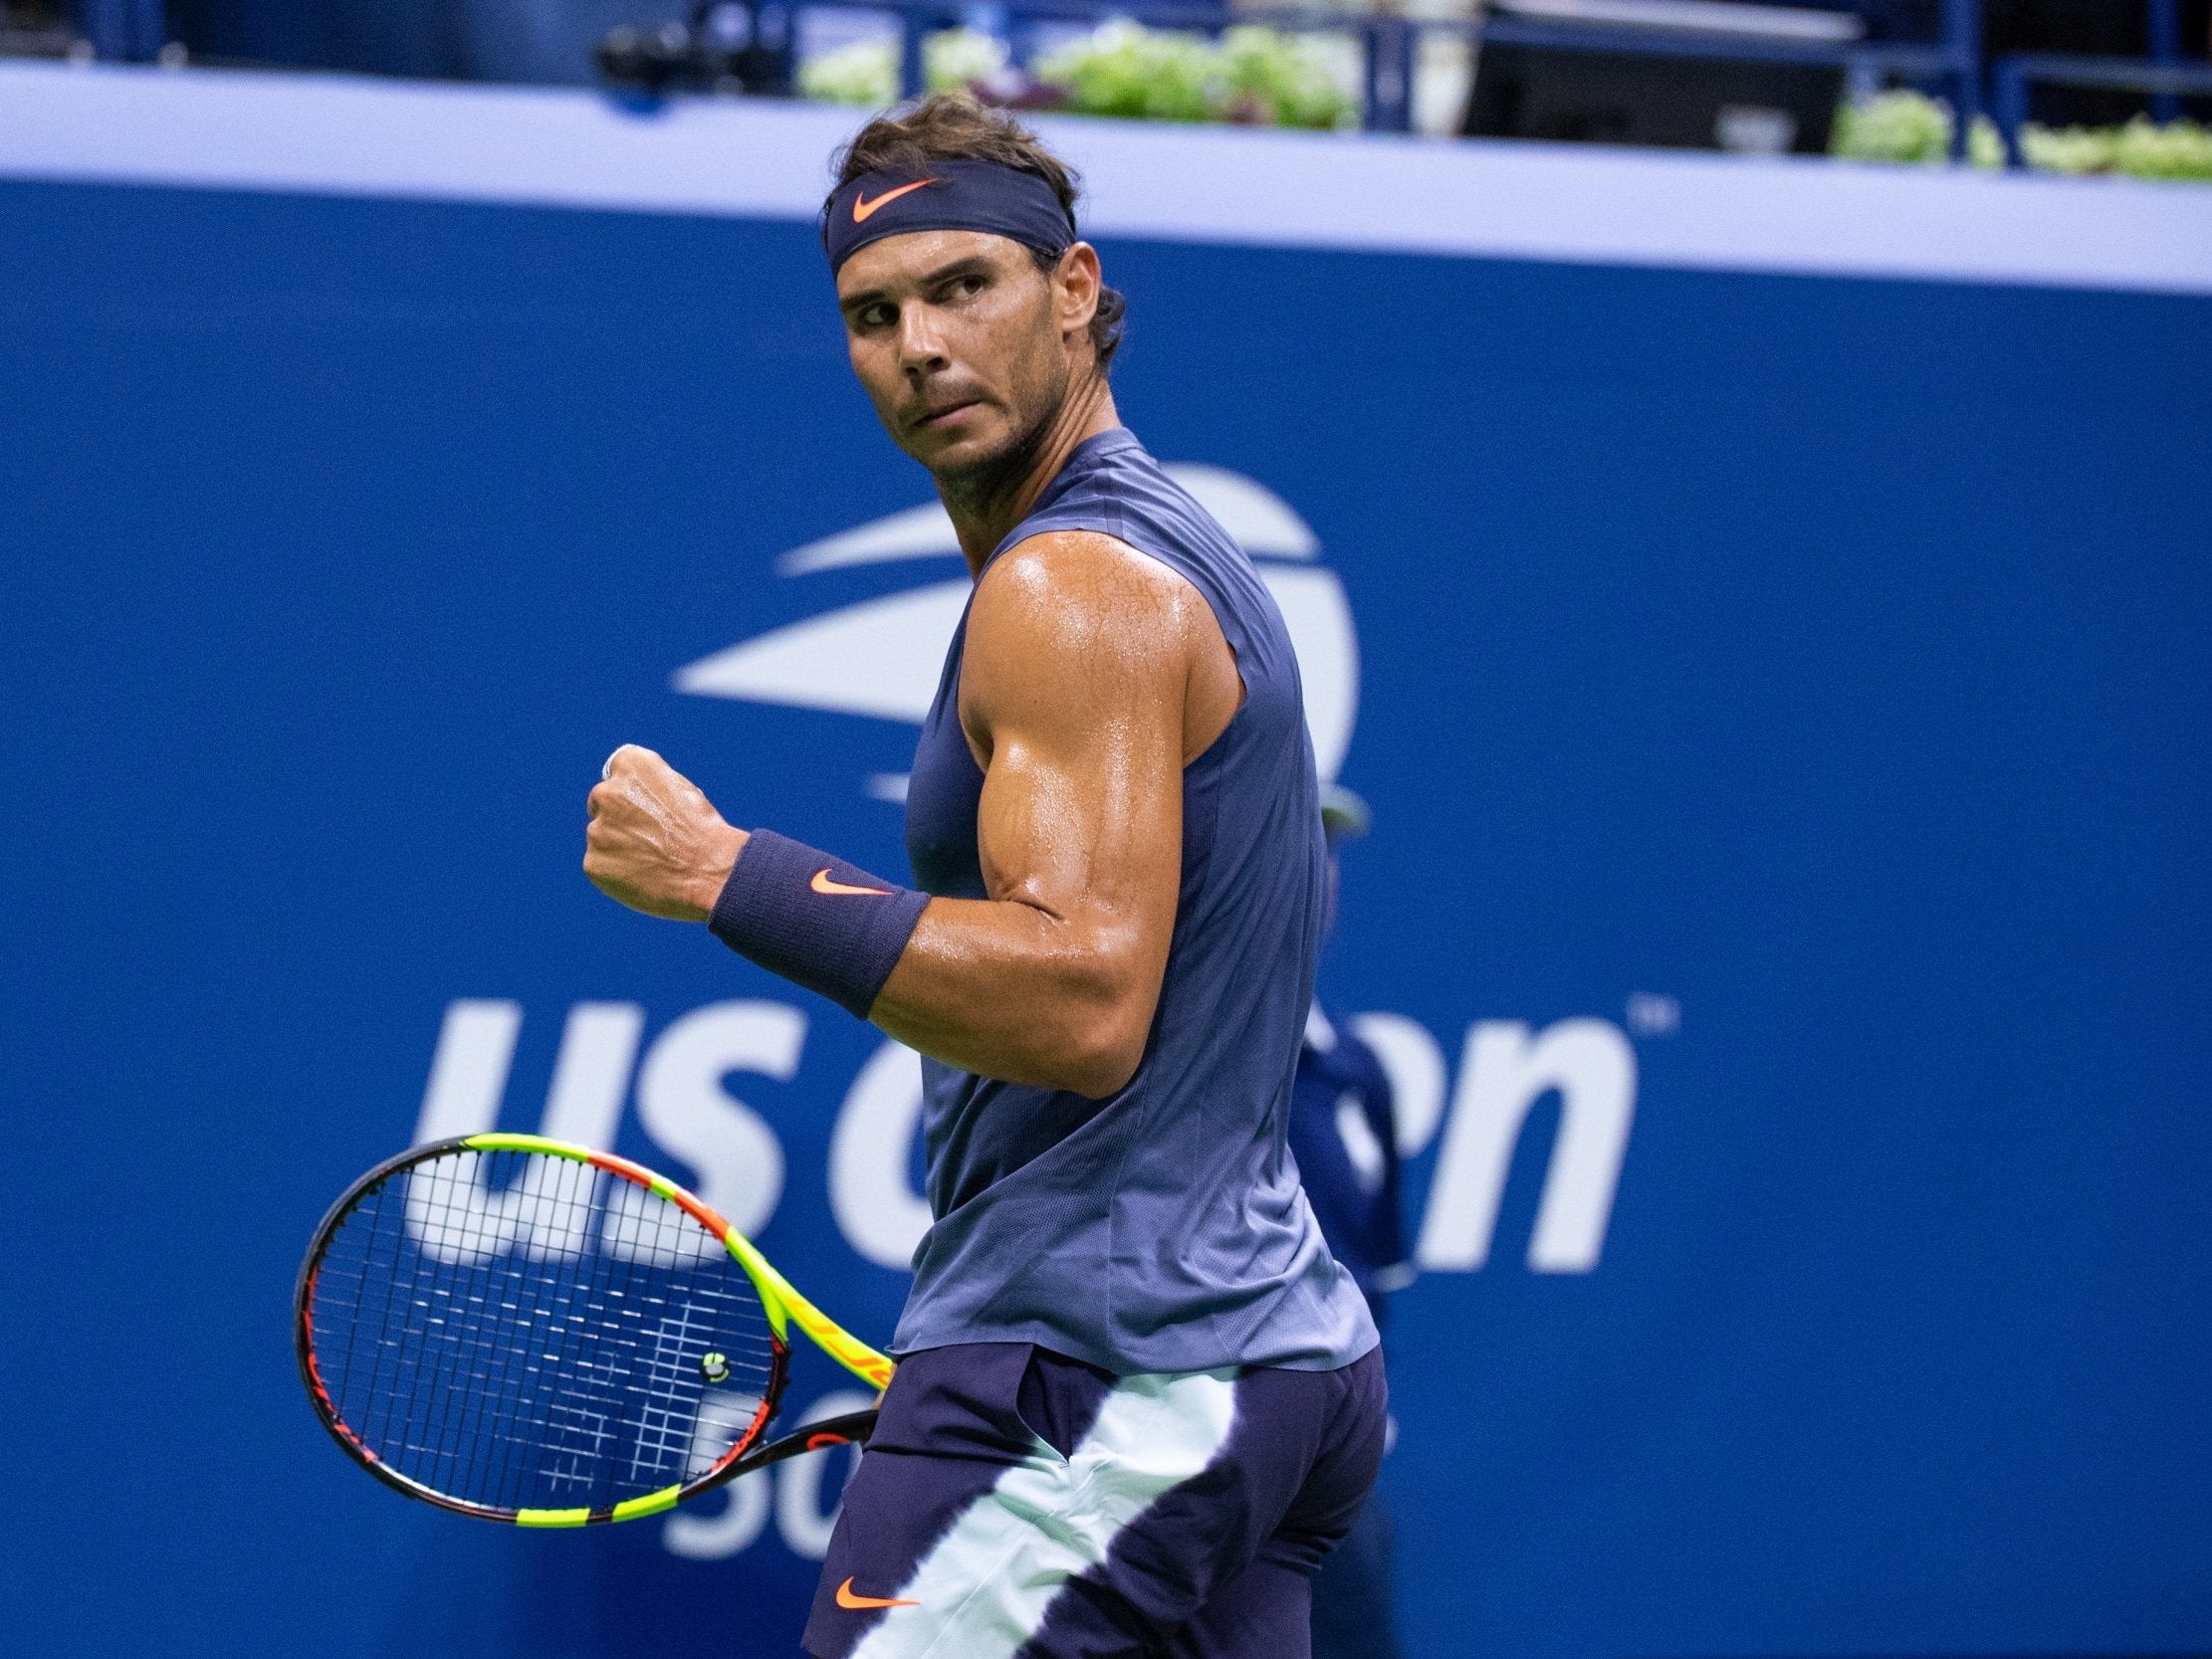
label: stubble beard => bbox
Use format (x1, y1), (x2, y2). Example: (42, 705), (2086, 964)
(930, 396), (1054, 519)
(927, 327), (1073, 523)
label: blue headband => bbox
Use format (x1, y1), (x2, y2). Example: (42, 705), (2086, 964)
(823, 158), (1077, 275)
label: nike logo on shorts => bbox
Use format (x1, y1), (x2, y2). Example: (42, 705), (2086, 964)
(836, 1577), (919, 1610)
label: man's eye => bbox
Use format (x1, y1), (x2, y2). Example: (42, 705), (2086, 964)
(857, 304), (895, 328)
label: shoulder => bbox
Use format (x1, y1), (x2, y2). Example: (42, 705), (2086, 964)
(977, 530), (1211, 625)
(968, 530), (1216, 670)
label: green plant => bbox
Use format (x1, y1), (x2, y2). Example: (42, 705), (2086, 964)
(2018, 115), (2212, 179)
(1033, 20), (1219, 122)
(1834, 90), (2212, 182)
(2019, 121), (2116, 175)
(796, 27), (1006, 108)
(1831, 88), (1952, 163)
(798, 21), (1355, 129)
(2025, 115), (2212, 179)
(1829, 90), (2002, 167)
(1216, 25), (1357, 130)
(1031, 21), (1355, 127)
(2109, 114), (2212, 180)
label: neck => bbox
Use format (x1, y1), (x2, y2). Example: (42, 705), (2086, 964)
(938, 370), (1120, 576)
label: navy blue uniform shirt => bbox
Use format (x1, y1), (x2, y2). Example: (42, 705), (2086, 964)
(895, 428), (1377, 1375)
(1287, 1004), (1410, 1320)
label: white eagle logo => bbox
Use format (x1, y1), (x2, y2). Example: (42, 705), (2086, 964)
(673, 465), (1359, 793)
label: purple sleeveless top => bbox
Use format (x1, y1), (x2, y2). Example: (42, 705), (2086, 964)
(895, 429), (1377, 1375)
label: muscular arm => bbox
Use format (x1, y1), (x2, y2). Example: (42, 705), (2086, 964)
(584, 531), (1240, 1098)
(869, 532), (1236, 1095)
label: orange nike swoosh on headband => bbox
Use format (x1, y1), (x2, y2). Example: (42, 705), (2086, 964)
(852, 178), (939, 222)
(811, 869), (894, 898)
(836, 1578), (919, 1610)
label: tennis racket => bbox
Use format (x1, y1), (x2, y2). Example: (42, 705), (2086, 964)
(295, 1132), (893, 1527)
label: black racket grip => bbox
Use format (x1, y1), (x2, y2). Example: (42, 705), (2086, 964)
(731, 1407), (879, 1476)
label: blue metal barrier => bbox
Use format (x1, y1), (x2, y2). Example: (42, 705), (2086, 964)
(79, 0), (165, 61)
(2149, 0), (2181, 121)
(864, 0), (2207, 158)
(1941, 0), (1983, 155)
(860, 0), (1991, 140)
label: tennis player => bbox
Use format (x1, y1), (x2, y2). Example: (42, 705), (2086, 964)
(582, 94), (1383, 1659)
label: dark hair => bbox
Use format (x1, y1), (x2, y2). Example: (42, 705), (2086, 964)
(827, 94), (1128, 372)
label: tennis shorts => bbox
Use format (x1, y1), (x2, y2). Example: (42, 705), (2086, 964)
(801, 1341), (1388, 1659)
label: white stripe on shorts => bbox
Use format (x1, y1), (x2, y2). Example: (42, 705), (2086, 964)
(848, 1366), (1239, 1659)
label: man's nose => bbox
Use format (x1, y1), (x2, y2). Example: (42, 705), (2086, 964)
(897, 307), (950, 378)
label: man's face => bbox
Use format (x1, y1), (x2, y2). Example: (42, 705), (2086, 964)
(834, 230), (1079, 480)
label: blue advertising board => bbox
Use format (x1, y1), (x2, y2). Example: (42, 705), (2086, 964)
(2, 63), (2210, 1659)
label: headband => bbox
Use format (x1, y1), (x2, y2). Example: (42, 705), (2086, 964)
(823, 158), (1077, 275)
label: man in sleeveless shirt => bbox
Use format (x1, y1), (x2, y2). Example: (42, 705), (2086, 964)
(581, 96), (1385, 1659)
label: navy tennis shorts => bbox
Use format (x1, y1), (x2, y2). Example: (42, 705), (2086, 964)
(802, 1342), (1388, 1659)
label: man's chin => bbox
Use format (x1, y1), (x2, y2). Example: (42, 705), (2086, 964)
(917, 426), (1020, 484)
(902, 394), (1059, 498)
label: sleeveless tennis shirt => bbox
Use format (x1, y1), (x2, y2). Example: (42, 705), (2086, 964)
(896, 428), (1378, 1375)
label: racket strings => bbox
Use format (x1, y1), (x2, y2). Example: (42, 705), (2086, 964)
(308, 1148), (777, 1515)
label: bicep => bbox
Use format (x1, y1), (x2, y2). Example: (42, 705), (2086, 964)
(962, 536), (1195, 947)
(973, 714), (1182, 938)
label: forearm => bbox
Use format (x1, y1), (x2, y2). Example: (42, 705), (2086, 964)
(702, 828), (1150, 1094)
(868, 898), (1152, 1097)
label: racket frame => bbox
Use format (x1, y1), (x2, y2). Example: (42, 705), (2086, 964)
(294, 1132), (891, 1527)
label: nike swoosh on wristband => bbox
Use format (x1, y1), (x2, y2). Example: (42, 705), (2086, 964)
(812, 869), (895, 898)
(836, 1577), (920, 1610)
(852, 179), (938, 222)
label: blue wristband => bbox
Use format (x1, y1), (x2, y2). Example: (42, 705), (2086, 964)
(707, 829), (929, 1019)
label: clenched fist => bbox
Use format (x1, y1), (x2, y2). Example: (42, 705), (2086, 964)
(583, 744), (748, 922)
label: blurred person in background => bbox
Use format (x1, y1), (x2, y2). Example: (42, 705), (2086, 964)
(1290, 785), (1414, 1659)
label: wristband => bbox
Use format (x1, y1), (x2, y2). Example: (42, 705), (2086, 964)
(707, 828), (929, 1019)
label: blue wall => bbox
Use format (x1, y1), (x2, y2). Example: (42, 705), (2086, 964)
(2, 161), (2209, 1658)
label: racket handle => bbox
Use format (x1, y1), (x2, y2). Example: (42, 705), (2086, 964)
(732, 1407), (879, 1476)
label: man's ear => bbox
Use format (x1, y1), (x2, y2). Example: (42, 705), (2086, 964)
(1056, 243), (1103, 340)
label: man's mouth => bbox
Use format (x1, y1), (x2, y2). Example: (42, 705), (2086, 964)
(914, 398), (982, 431)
